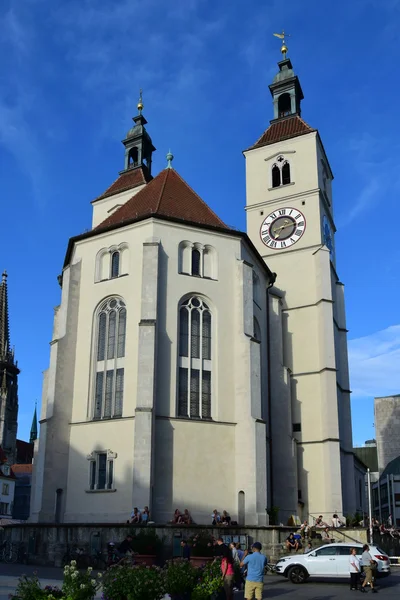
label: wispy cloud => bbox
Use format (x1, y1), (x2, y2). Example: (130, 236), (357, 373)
(349, 325), (400, 398)
(338, 132), (400, 226)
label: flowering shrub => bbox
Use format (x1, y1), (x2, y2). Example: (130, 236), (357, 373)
(191, 560), (224, 600)
(102, 564), (165, 600)
(62, 561), (102, 600)
(10, 562), (102, 600)
(163, 558), (198, 595)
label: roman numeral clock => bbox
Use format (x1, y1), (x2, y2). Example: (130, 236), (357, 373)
(260, 208), (306, 249)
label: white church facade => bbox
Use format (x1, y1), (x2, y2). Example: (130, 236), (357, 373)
(31, 50), (357, 525)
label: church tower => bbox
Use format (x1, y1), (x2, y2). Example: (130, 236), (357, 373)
(244, 39), (356, 520)
(0, 271), (19, 464)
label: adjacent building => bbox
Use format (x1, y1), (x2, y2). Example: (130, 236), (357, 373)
(31, 46), (357, 525)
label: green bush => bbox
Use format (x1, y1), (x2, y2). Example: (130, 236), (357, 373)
(163, 558), (198, 595)
(102, 564), (165, 600)
(192, 560), (224, 600)
(129, 528), (164, 555)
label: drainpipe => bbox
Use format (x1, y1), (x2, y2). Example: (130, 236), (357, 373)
(266, 273), (277, 515)
(387, 475), (391, 519)
(367, 469), (373, 543)
(391, 475), (395, 526)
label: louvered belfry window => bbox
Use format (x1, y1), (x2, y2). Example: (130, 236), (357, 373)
(178, 297), (212, 419)
(94, 298), (126, 419)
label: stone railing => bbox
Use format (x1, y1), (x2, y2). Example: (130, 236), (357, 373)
(2, 523), (368, 566)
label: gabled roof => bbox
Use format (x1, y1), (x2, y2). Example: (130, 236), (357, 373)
(246, 115), (316, 151)
(93, 165), (152, 202)
(95, 167), (228, 231)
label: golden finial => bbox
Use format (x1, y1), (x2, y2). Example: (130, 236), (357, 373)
(137, 89), (143, 114)
(273, 30), (290, 59)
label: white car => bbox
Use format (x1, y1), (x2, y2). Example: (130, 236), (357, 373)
(275, 543), (390, 584)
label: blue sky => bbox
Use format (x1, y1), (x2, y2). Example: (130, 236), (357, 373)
(2, 0), (400, 445)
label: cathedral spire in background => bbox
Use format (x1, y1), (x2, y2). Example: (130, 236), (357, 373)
(30, 403), (38, 444)
(0, 271), (12, 365)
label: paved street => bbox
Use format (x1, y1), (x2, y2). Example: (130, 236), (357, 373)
(0, 563), (398, 599)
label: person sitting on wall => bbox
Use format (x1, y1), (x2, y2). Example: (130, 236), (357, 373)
(331, 513), (344, 528)
(286, 533), (300, 552)
(323, 527), (335, 543)
(300, 520), (310, 539)
(315, 515), (328, 528)
(171, 509), (183, 524)
(141, 506), (150, 525)
(130, 507), (142, 524)
(221, 510), (231, 526)
(182, 508), (193, 524)
(212, 509), (221, 526)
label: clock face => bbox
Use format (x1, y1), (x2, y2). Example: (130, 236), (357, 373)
(260, 207), (306, 250)
(322, 215), (334, 260)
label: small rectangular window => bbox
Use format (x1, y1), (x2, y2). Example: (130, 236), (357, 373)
(293, 423), (301, 432)
(90, 461), (96, 490)
(2, 483), (9, 495)
(97, 453), (107, 490)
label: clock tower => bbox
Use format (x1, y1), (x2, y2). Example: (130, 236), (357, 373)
(244, 44), (356, 521)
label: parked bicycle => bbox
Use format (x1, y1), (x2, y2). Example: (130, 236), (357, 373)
(0, 541), (18, 563)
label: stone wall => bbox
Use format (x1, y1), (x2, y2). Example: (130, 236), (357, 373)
(375, 395), (400, 473)
(3, 524), (368, 566)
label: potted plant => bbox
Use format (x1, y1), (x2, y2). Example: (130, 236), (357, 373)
(164, 558), (198, 600)
(130, 528), (163, 565)
(192, 560), (224, 600)
(188, 531), (215, 567)
(102, 564), (165, 600)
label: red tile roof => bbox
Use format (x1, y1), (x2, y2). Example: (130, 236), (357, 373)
(248, 115), (316, 150)
(93, 166), (152, 202)
(96, 167), (228, 231)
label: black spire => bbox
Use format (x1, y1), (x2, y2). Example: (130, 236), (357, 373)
(121, 90), (156, 176)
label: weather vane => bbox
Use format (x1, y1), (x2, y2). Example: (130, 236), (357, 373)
(137, 89), (143, 114)
(273, 30), (290, 59)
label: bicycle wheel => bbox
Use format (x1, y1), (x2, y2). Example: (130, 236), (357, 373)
(4, 549), (18, 564)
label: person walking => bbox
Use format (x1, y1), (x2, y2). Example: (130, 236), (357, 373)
(221, 545), (235, 600)
(349, 547), (361, 591)
(361, 544), (377, 593)
(240, 542), (267, 600)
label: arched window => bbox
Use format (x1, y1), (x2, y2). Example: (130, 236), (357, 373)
(94, 297), (126, 420)
(278, 93), (292, 117)
(192, 249), (201, 276)
(272, 164), (281, 188)
(178, 296), (212, 419)
(110, 251), (120, 278)
(282, 161), (291, 185)
(128, 147), (138, 167)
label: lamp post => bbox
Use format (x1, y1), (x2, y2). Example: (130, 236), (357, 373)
(367, 468), (373, 543)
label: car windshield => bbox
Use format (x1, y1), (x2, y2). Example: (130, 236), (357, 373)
(375, 547), (386, 555)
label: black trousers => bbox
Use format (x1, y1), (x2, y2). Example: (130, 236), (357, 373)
(350, 572), (360, 589)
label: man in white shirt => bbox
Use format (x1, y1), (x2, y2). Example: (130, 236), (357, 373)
(361, 544), (377, 593)
(349, 547), (361, 591)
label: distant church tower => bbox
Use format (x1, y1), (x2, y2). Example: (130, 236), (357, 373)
(244, 38), (356, 519)
(0, 271), (19, 464)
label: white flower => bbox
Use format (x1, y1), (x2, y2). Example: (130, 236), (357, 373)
(91, 579), (96, 585)
(72, 571), (78, 579)
(80, 583), (86, 589)
(97, 572), (102, 578)
(70, 560), (77, 567)
(87, 566), (93, 573)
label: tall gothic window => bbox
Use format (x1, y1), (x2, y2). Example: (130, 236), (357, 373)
(272, 156), (291, 188)
(178, 297), (212, 419)
(110, 251), (120, 278)
(272, 164), (281, 188)
(94, 298), (126, 419)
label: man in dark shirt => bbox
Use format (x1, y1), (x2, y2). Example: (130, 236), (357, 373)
(118, 534), (133, 556)
(214, 537), (227, 557)
(181, 539), (191, 559)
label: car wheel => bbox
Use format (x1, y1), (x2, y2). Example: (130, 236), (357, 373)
(288, 565), (307, 584)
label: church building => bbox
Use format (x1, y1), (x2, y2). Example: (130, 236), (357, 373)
(31, 45), (357, 525)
